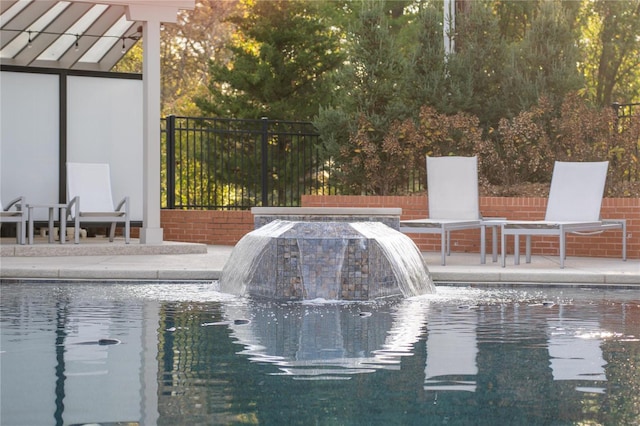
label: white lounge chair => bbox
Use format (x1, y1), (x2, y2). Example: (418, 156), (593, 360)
(500, 161), (626, 268)
(66, 162), (130, 244)
(400, 156), (484, 266)
(1, 196), (27, 245)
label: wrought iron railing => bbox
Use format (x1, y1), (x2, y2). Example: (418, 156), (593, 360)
(162, 105), (637, 210)
(162, 116), (337, 210)
(612, 102), (640, 184)
(612, 102), (640, 120)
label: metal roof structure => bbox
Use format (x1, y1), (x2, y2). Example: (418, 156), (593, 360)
(1, 0), (141, 71)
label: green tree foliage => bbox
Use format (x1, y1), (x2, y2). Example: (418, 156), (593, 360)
(196, 0), (344, 120)
(317, 0), (636, 195)
(502, 1), (583, 115)
(315, 0), (409, 194)
(494, 0), (540, 41)
(401, 2), (448, 116)
(442, 1), (512, 125)
(579, 0), (640, 106)
(161, 0), (239, 116)
(157, 0), (639, 199)
(112, 42), (143, 74)
(192, 0), (345, 206)
(115, 1), (239, 116)
(412, 0), (582, 127)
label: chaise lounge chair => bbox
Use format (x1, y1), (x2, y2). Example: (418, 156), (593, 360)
(1, 196), (27, 245)
(66, 162), (130, 244)
(400, 156), (485, 266)
(500, 161), (626, 268)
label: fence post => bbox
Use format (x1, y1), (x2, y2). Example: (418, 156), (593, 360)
(261, 117), (269, 206)
(166, 115), (176, 209)
(612, 102), (621, 130)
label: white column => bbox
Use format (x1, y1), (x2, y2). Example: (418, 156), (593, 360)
(444, 0), (455, 57)
(140, 19), (163, 244)
(124, 1), (194, 244)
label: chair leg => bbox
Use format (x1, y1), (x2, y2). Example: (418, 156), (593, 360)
(559, 227), (566, 269)
(525, 236), (531, 264)
(500, 226), (507, 268)
(440, 228), (447, 266)
(74, 217), (80, 244)
(109, 222), (116, 242)
(59, 209), (66, 244)
(480, 225), (486, 264)
(514, 235), (520, 265)
(17, 222), (26, 245)
(622, 221), (627, 261)
(492, 226), (498, 263)
(125, 220), (130, 244)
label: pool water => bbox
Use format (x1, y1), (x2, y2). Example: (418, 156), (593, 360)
(1, 283), (639, 425)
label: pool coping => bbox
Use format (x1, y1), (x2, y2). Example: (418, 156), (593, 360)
(1, 240), (637, 286)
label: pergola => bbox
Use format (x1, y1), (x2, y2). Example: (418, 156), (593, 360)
(0, 0), (195, 244)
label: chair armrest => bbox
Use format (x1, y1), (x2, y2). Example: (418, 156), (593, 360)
(115, 196), (130, 214)
(66, 196), (79, 217)
(3, 196), (25, 212)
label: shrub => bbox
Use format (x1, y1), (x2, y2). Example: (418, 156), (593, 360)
(333, 93), (638, 197)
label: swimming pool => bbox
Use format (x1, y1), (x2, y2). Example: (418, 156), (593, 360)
(1, 282), (638, 425)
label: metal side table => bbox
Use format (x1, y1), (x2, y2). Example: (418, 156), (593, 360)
(27, 204), (67, 244)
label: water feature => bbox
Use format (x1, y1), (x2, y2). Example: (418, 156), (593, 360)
(1, 282), (639, 425)
(220, 220), (435, 300)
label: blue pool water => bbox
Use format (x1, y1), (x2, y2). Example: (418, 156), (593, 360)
(1, 282), (638, 425)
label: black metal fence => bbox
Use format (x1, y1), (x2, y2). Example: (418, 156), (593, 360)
(162, 116), (337, 210)
(162, 105), (637, 210)
(613, 102), (640, 183)
(613, 102), (640, 120)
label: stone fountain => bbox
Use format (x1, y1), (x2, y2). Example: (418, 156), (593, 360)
(219, 208), (435, 300)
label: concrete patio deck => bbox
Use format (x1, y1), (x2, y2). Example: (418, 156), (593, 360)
(0, 237), (638, 286)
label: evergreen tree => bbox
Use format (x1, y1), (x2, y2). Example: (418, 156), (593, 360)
(401, 2), (447, 117)
(503, 0), (583, 115)
(315, 0), (408, 194)
(442, 1), (511, 126)
(196, 0), (343, 120)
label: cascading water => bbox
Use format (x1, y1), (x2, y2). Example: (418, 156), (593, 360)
(350, 222), (435, 297)
(219, 219), (435, 300)
(219, 220), (295, 297)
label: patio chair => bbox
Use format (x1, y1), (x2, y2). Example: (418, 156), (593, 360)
(66, 162), (130, 244)
(400, 156), (484, 266)
(1, 196), (27, 244)
(500, 161), (626, 269)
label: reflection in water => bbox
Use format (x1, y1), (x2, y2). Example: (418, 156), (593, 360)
(547, 311), (607, 393)
(0, 284), (152, 426)
(424, 307), (478, 392)
(223, 298), (429, 378)
(1, 284), (639, 425)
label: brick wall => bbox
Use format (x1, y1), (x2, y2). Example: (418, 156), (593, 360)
(161, 209), (253, 246)
(159, 196), (639, 259)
